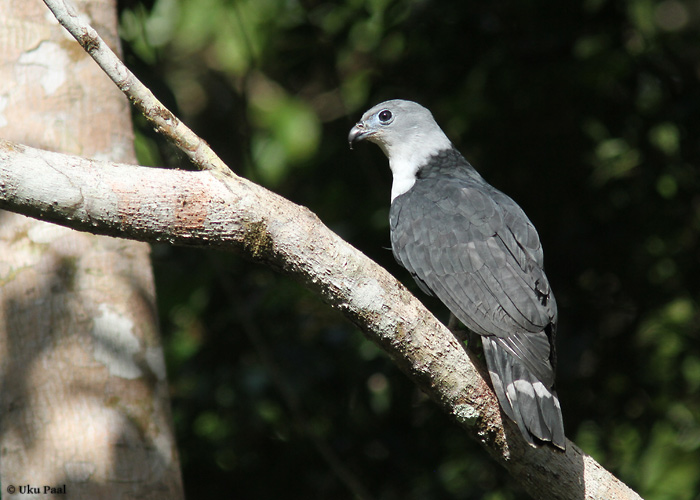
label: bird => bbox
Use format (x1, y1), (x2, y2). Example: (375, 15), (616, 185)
(348, 99), (566, 450)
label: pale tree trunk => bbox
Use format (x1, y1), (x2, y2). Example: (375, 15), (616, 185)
(0, 1), (184, 499)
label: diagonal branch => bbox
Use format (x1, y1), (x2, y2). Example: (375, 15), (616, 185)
(0, 139), (641, 500)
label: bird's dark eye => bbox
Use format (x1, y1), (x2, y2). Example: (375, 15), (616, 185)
(378, 110), (393, 123)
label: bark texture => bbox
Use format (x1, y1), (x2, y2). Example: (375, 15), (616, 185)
(0, 1), (184, 499)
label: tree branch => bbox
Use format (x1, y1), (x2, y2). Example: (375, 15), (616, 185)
(0, 139), (641, 500)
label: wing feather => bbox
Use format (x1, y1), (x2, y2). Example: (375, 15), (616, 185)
(390, 166), (564, 448)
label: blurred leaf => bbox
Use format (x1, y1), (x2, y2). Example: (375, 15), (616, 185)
(592, 138), (641, 184)
(639, 422), (700, 500)
(649, 122), (681, 156)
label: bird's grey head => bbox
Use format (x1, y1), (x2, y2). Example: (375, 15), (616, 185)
(348, 99), (452, 201)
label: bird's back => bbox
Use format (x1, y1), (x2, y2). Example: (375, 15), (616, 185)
(389, 149), (565, 448)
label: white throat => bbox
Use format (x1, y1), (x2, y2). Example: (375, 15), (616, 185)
(387, 132), (452, 202)
(390, 158), (421, 202)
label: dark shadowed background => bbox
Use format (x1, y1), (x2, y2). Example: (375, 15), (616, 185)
(116, 0), (700, 498)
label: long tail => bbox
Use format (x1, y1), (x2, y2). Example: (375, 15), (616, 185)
(481, 336), (566, 450)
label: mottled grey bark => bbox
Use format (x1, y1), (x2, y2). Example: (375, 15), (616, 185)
(0, 1), (184, 499)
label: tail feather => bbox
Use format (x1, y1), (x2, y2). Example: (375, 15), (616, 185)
(482, 336), (565, 450)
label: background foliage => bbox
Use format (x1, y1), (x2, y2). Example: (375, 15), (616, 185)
(117, 0), (700, 498)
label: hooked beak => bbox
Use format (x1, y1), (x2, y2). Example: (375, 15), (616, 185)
(348, 121), (372, 150)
